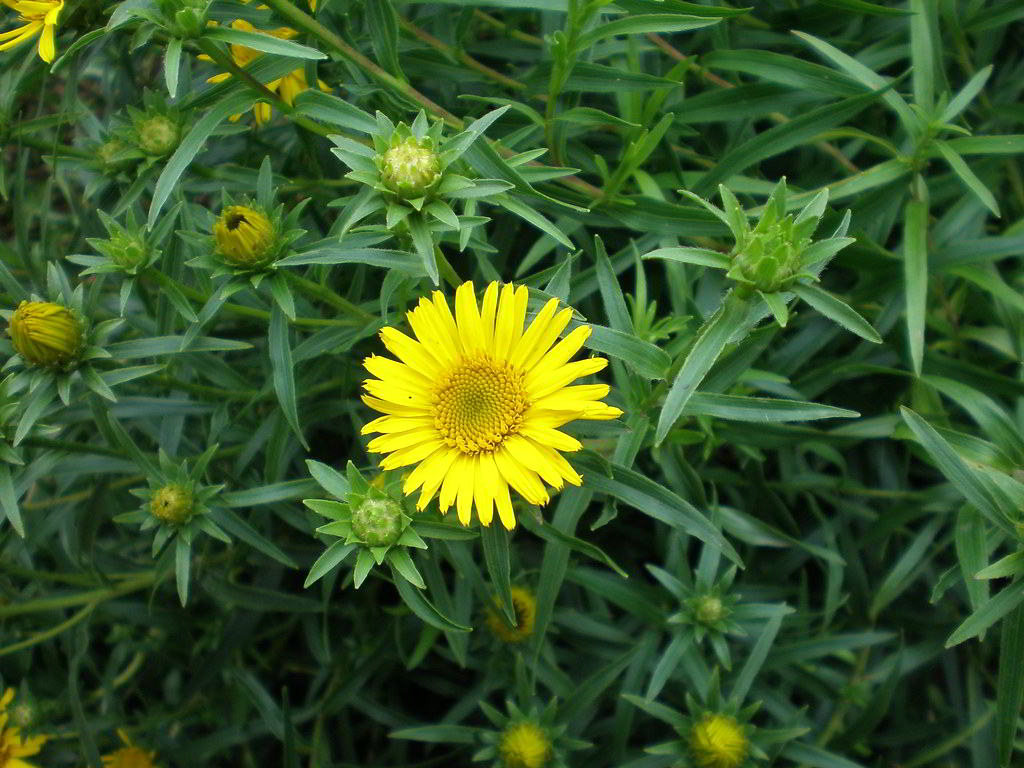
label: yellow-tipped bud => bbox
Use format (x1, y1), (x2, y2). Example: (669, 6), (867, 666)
(498, 721), (551, 768)
(485, 585), (536, 644)
(9, 301), (83, 369)
(378, 137), (441, 199)
(689, 714), (748, 768)
(149, 484), (194, 525)
(213, 205), (276, 267)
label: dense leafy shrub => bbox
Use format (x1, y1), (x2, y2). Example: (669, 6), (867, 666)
(1, 0), (1023, 766)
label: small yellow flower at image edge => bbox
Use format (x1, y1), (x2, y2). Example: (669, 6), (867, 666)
(101, 729), (159, 768)
(486, 585), (536, 643)
(361, 281), (623, 530)
(200, 19), (329, 125)
(0, 0), (64, 63)
(689, 713), (748, 768)
(8, 300), (83, 369)
(0, 688), (48, 768)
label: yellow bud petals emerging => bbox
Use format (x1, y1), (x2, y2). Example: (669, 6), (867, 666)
(102, 729), (159, 768)
(213, 205), (276, 267)
(498, 721), (551, 768)
(149, 484), (194, 525)
(689, 714), (748, 768)
(486, 585), (536, 643)
(9, 300), (83, 369)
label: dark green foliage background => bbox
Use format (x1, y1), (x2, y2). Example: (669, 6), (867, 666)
(1, 0), (1023, 766)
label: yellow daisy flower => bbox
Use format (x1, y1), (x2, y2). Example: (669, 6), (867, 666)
(361, 281), (623, 529)
(100, 729), (159, 768)
(201, 19), (327, 125)
(0, 0), (64, 63)
(0, 688), (47, 768)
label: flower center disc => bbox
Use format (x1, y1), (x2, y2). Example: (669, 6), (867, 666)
(433, 358), (528, 455)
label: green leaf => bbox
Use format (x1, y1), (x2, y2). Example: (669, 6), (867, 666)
(392, 565), (472, 632)
(480, 523), (515, 624)
(306, 460), (351, 500)
(406, 215), (440, 286)
(175, 537), (191, 606)
(684, 393), (859, 422)
(869, 517), (942, 620)
(519, 515), (628, 578)
(209, 508), (299, 569)
(304, 542), (356, 588)
(276, 245), (424, 275)
(643, 246), (731, 270)
(585, 324), (670, 380)
(204, 27), (326, 59)
(900, 407), (1011, 532)
(655, 291), (751, 444)
(946, 579), (1024, 648)
(997, 605), (1024, 766)
(789, 283), (882, 343)
(575, 14), (718, 50)
(164, 37), (182, 98)
(148, 92), (255, 228)
(902, 199), (929, 375)
(693, 90), (882, 194)
(572, 452), (741, 566)
(730, 604), (786, 704)
(293, 90), (378, 133)
(270, 304), (307, 449)
(387, 548), (426, 589)
(0, 464), (24, 537)
(934, 140), (1000, 216)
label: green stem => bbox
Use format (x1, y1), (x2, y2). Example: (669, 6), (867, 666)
(282, 270), (375, 320)
(0, 572), (157, 618)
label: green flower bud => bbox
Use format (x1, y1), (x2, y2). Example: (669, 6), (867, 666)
(694, 595), (725, 626)
(149, 483), (194, 524)
(106, 230), (150, 271)
(136, 115), (180, 156)
(351, 497), (404, 547)
(9, 301), (84, 369)
(378, 137), (441, 199)
(97, 138), (134, 173)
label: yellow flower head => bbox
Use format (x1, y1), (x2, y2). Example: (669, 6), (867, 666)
(689, 713), (748, 768)
(0, 688), (47, 768)
(102, 729), (158, 768)
(213, 205), (276, 267)
(9, 300), (83, 369)
(486, 585), (536, 643)
(498, 720), (551, 768)
(0, 0), (63, 63)
(361, 281), (622, 530)
(149, 483), (194, 525)
(203, 19), (327, 125)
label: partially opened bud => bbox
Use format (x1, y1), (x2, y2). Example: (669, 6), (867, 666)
(149, 483), (194, 524)
(689, 713), (748, 768)
(485, 585), (536, 644)
(498, 721), (552, 768)
(213, 205), (276, 267)
(378, 137), (441, 199)
(9, 301), (83, 369)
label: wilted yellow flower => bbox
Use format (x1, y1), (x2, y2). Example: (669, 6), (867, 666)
(101, 729), (158, 768)
(213, 205), (276, 267)
(202, 19), (328, 125)
(149, 484), (194, 525)
(361, 281), (622, 529)
(498, 721), (551, 768)
(486, 585), (536, 643)
(0, 0), (64, 63)
(689, 713), (748, 768)
(0, 688), (47, 768)
(9, 300), (82, 369)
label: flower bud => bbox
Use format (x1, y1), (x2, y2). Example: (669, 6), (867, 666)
(213, 205), (276, 268)
(136, 115), (180, 156)
(9, 301), (83, 369)
(694, 595), (725, 626)
(378, 137), (441, 199)
(689, 714), (748, 768)
(97, 138), (135, 173)
(485, 585), (536, 644)
(498, 721), (552, 768)
(149, 483), (194, 524)
(106, 230), (150, 271)
(351, 497), (403, 547)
